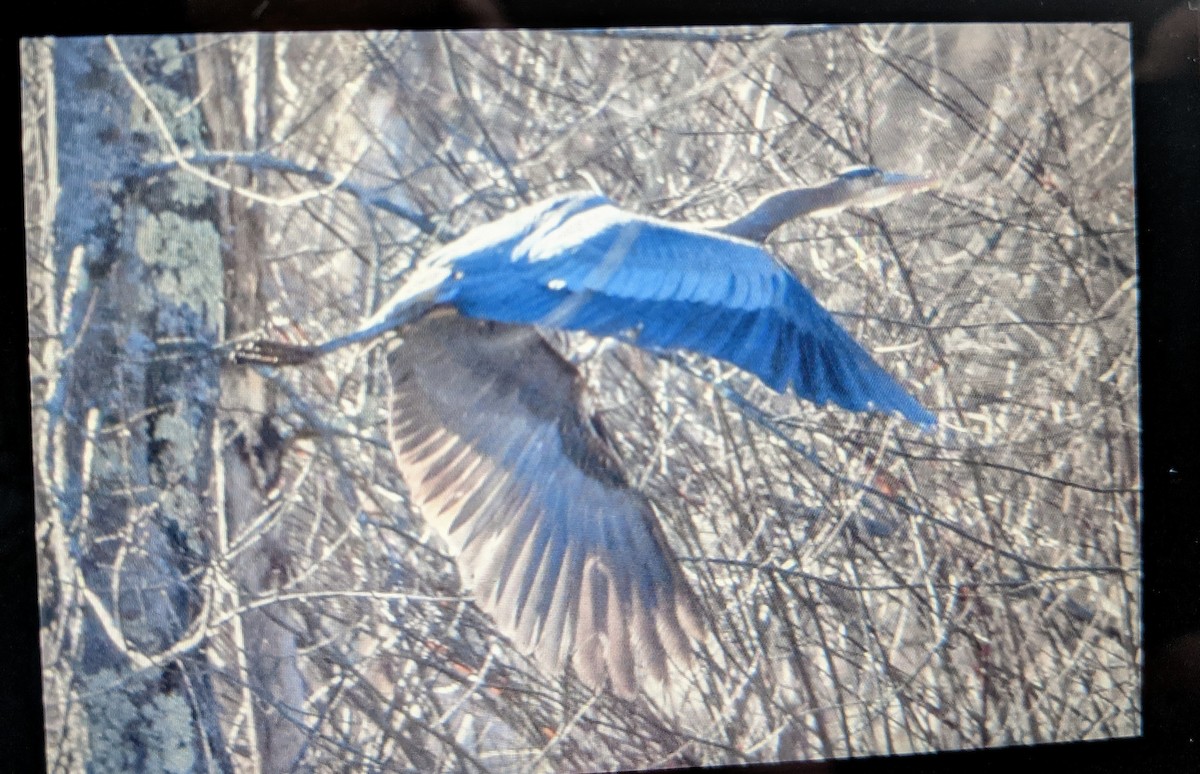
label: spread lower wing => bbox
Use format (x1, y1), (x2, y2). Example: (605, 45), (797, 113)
(442, 198), (935, 426)
(387, 308), (703, 697)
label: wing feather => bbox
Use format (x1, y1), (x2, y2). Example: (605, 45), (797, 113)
(542, 542), (582, 663)
(442, 197), (934, 425)
(387, 308), (702, 697)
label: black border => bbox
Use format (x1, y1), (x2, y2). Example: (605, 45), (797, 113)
(6, 2), (1198, 771)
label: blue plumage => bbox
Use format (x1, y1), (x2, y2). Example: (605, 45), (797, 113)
(840, 165), (883, 180)
(427, 192), (934, 427)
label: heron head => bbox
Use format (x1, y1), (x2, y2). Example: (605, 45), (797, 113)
(832, 165), (940, 211)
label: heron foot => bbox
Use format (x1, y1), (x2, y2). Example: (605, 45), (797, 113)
(230, 339), (320, 366)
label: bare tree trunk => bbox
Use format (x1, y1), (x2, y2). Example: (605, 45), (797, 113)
(25, 36), (232, 773)
(195, 36), (310, 773)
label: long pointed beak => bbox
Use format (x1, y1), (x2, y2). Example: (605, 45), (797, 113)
(880, 171), (941, 194)
(849, 171), (940, 210)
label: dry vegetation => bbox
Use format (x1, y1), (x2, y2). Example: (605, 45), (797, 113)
(23, 25), (1138, 772)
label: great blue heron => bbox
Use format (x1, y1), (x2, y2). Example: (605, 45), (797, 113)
(237, 166), (938, 698)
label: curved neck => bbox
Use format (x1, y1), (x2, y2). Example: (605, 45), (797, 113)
(712, 182), (842, 242)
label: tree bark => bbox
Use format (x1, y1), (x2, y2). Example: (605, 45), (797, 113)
(27, 36), (232, 773)
(195, 35), (310, 773)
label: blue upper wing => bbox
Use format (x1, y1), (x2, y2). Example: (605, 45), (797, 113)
(433, 193), (935, 426)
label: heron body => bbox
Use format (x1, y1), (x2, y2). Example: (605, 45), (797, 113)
(240, 167), (937, 697)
